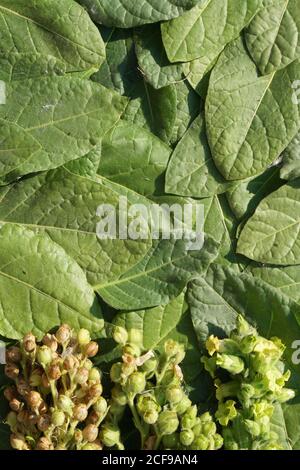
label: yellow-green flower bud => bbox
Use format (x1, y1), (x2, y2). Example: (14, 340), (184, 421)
(165, 385), (184, 404)
(181, 405), (197, 430)
(180, 429), (194, 446)
(124, 372), (146, 396)
(51, 410), (65, 426)
(112, 385), (128, 406)
(110, 362), (123, 383)
(162, 433), (180, 449)
(174, 395), (192, 415)
(36, 346), (52, 366)
(215, 400), (237, 426)
(57, 395), (74, 415)
(192, 435), (209, 450)
(77, 328), (91, 345)
(157, 410), (179, 436)
(143, 409), (159, 425)
(113, 326), (128, 345)
(100, 423), (121, 447)
(216, 353), (244, 374)
(93, 397), (108, 415)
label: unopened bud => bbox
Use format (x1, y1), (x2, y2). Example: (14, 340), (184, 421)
(23, 333), (36, 353)
(74, 429), (83, 443)
(180, 429), (194, 446)
(63, 355), (78, 371)
(77, 328), (91, 345)
(10, 432), (29, 450)
(5, 363), (19, 380)
(16, 378), (30, 397)
(36, 437), (52, 450)
(82, 424), (98, 443)
(181, 405), (197, 430)
(6, 346), (22, 363)
(6, 411), (18, 429)
(93, 397), (108, 415)
(55, 324), (71, 344)
(37, 346), (52, 366)
(86, 383), (103, 403)
(143, 409), (159, 425)
(27, 391), (42, 410)
(112, 386), (127, 406)
(29, 368), (43, 387)
(73, 404), (88, 422)
(123, 343), (141, 357)
(83, 341), (99, 358)
(9, 398), (22, 412)
(100, 423), (121, 447)
(51, 409), (65, 426)
(75, 367), (89, 385)
(124, 372), (146, 396)
(3, 386), (17, 402)
(113, 326), (128, 345)
(110, 362), (122, 383)
(42, 334), (58, 352)
(41, 373), (50, 389)
(37, 414), (51, 432)
(58, 395), (74, 415)
(165, 386), (184, 404)
(157, 410), (179, 436)
(89, 367), (101, 383)
(48, 362), (62, 381)
(193, 435), (209, 450)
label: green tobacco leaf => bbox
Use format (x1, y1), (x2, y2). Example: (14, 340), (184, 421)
(281, 129), (300, 181)
(0, 76), (126, 181)
(183, 58), (215, 95)
(78, 0), (202, 28)
(0, 0), (105, 72)
(165, 115), (234, 198)
(123, 80), (177, 142)
(92, 27), (138, 96)
(226, 166), (283, 220)
(251, 265), (300, 304)
(0, 224), (103, 340)
(135, 24), (184, 90)
(170, 80), (201, 145)
(0, 167), (151, 287)
(270, 403), (292, 450)
(97, 235), (219, 310)
(281, 401), (300, 449)
(161, 0), (262, 62)
(0, 53), (66, 82)
(0, 120), (41, 185)
(246, 0), (300, 75)
(188, 264), (300, 385)
(237, 180), (300, 265)
(98, 122), (171, 197)
(206, 37), (300, 180)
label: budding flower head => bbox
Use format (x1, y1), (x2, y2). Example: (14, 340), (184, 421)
(82, 424), (99, 443)
(140, 356), (158, 374)
(23, 332), (36, 353)
(216, 353), (244, 375)
(51, 409), (65, 427)
(110, 362), (122, 383)
(42, 333), (58, 352)
(162, 433), (180, 449)
(180, 429), (194, 447)
(236, 315), (257, 337)
(27, 391), (42, 410)
(86, 383), (103, 403)
(16, 378), (30, 397)
(276, 388), (296, 403)
(6, 411), (18, 429)
(100, 423), (121, 447)
(93, 397), (108, 415)
(5, 363), (19, 380)
(157, 410), (179, 436)
(144, 409), (159, 424)
(164, 339), (180, 358)
(58, 395), (74, 415)
(123, 343), (141, 357)
(29, 368), (43, 387)
(55, 324), (71, 344)
(36, 437), (52, 450)
(74, 367), (89, 385)
(37, 414), (51, 432)
(73, 404), (88, 422)
(124, 371), (146, 396)
(4, 386), (17, 402)
(193, 435), (209, 450)
(9, 398), (22, 412)
(89, 367), (101, 383)
(112, 385), (127, 406)
(10, 432), (29, 450)
(181, 405), (197, 430)
(37, 345), (52, 366)
(63, 354), (78, 371)
(165, 385), (184, 404)
(77, 328), (91, 345)
(201, 356), (217, 378)
(215, 400), (237, 427)
(83, 341), (99, 358)
(113, 326), (128, 345)
(6, 346), (22, 363)
(48, 362), (62, 381)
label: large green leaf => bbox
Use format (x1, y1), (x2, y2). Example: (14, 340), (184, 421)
(0, 120), (41, 185)
(226, 166), (283, 220)
(0, 223), (103, 340)
(123, 80), (177, 142)
(246, 0), (300, 75)
(0, 76), (127, 182)
(281, 129), (300, 181)
(97, 235), (219, 310)
(78, 0), (202, 28)
(170, 80), (201, 145)
(161, 0), (262, 62)
(188, 264), (300, 386)
(251, 265), (300, 304)
(0, 0), (105, 72)
(0, 167), (151, 287)
(98, 121), (171, 197)
(135, 24), (184, 90)
(0, 53), (66, 82)
(165, 115), (234, 198)
(92, 27), (138, 95)
(237, 180), (300, 265)
(206, 37), (300, 180)
(281, 401), (300, 449)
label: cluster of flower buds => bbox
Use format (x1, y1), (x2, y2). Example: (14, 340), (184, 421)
(3, 325), (108, 450)
(103, 327), (223, 450)
(202, 315), (295, 450)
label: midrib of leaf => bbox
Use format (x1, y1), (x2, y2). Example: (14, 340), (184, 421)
(0, 4), (100, 56)
(222, 71), (276, 175)
(94, 247), (195, 290)
(26, 109), (106, 132)
(167, 0), (212, 59)
(249, 214), (300, 244)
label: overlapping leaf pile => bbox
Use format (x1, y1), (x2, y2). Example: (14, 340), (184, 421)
(0, 0), (300, 450)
